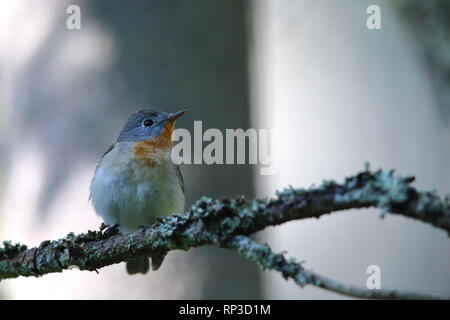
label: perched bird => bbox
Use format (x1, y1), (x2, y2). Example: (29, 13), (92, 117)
(89, 109), (186, 274)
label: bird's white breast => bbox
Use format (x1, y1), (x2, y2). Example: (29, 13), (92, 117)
(89, 141), (185, 233)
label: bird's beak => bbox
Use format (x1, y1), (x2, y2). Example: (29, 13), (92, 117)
(168, 109), (186, 122)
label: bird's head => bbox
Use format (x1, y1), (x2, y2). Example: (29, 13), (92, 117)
(117, 109), (185, 144)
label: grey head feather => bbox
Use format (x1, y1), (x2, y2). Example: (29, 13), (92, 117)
(116, 109), (171, 142)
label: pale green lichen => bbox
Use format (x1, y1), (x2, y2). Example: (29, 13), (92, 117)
(0, 260), (19, 281)
(1, 167), (449, 283)
(231, 236), (303, 283)
(58, 248), (70, 267)
(320, 179), (338, 190)
(275, 186), (307, 200)
(126, 235), (135, 250)
(417, 191), (445, 214)
(0, 241), (27, 258)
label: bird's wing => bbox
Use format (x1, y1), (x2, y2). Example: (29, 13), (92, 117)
(101, 144), (114, 159)
(94, 144), (114, 170)
(176, 165), (184, 193)
(89, 144), (115, 201)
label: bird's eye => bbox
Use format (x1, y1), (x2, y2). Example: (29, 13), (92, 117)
(143, 119), (154, 127)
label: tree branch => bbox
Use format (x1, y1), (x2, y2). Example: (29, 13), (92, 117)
(229, 235), (443, 299)
(1, 168), (449, 299)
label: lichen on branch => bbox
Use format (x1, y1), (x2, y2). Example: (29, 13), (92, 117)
(0, 168), (449, 299)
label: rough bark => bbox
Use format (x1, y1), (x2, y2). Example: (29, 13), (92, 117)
(1, 168), (449, 299)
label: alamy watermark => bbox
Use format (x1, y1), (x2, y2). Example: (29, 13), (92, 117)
(172, 121), (279, 176)
(366, 5), (381, 30)
(66, 5), (81, 30)
(366, 265), (381, 289)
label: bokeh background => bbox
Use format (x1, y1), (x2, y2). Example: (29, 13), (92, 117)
(0, 0), (449, 299)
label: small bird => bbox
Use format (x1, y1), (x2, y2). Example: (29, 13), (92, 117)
(89, 109), (186, 274)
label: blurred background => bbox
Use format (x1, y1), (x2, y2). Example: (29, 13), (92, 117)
(0, 0), (449, 299)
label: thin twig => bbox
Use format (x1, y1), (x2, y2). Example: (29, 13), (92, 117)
(228, 235), (444, 299)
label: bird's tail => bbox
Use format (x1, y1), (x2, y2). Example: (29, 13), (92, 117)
(126, 256), (150, 275)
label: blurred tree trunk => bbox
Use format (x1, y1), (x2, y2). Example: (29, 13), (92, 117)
(89, 0), (260, 298)
(395, 0), (450, 123)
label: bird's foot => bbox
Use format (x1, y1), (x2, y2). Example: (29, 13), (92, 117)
(103, 224), (120, 237)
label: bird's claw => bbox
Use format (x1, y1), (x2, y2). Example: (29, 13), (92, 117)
(103, 224), (120, 237)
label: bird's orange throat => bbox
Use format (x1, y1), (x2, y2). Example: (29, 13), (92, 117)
(134, 120), (175, 164)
